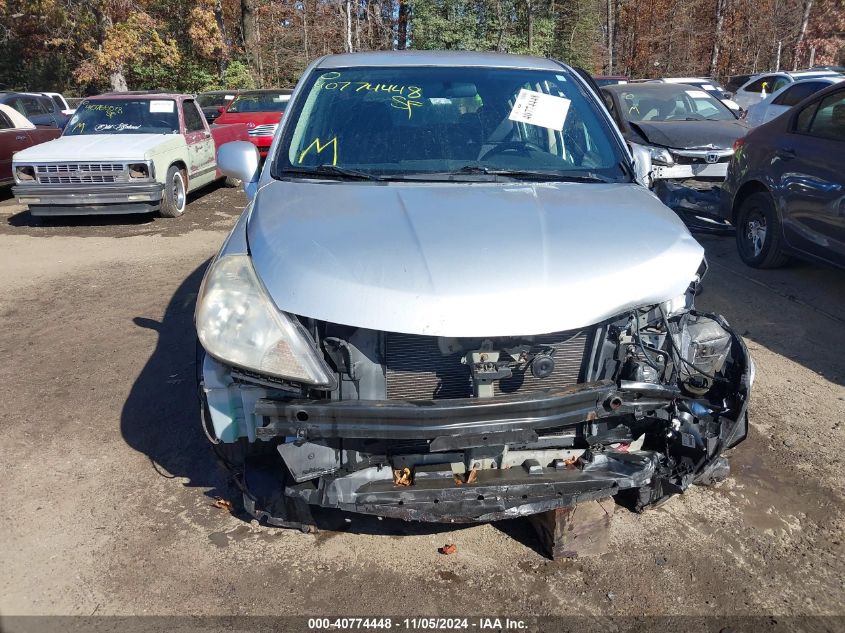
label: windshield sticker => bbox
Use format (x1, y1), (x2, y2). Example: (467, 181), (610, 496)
(94, 123), (142, 132)
(298, 137), (338, 166)
(150, 100), (175, 113)
(225, 95), (234, 99)
(702, 84), (715, 90)
(508, 89), (570, 131)
(685, 90), (711, 99)
(81, 103), (123, 119)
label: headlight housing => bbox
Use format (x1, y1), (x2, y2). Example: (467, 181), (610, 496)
(14, 165), (35, 183)
(128, 162), (153, 179)
(648, 146), (674, 166)
(196, 255), (337, 388)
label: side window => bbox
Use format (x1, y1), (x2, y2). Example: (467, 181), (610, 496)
(795, 102), (820, 132)
(743, 76), (773, 93)
(0, 112), (12, 129)
(771, 77), (790, 93)
(10, 98), (28, 117)
(22, 97), (47, 116)
(51, 95), (65, 110)
(773, 83), (820, 107)
(806, 90), (845, 141)
(182, 100), (206, 133)
(38, 97), (57, 113)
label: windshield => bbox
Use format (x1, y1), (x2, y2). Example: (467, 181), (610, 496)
(197, 93), (234, 108)
(64, 99), (179, 135)
(618, 87), (735, 122)
(275, 66), (627, 182)
(227, 92), (290, 113)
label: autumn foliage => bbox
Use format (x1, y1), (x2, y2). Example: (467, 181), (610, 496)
(0, 0), (841, 95)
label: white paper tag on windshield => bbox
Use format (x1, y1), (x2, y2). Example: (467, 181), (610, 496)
(702, 84), (715, 90)
(685, 90), (711, 99)
(149, 100), (174, 113)
(224, 95), (234, 100)
(508, 89), (570, 131)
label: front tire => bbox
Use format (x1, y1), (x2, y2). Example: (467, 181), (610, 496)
(735, 191), (788, 268)
(160, 165), (187, 218)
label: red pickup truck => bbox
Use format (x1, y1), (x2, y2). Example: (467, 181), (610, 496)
(0, 104), (62, 186)
(12, 92), (250, 217)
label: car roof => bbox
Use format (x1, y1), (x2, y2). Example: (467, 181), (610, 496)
(316, 50), (566, 71)
(92, 92), (187, 100)
(659, 77), (712, 83)
(235, 89), (294, 95)
(602, 83), (710, 96)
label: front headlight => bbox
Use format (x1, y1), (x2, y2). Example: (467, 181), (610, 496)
(648, 146), (674, 166)
(196, 255), (337, 388)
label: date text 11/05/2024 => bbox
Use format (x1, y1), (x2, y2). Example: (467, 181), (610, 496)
(308, 618), (529, 630)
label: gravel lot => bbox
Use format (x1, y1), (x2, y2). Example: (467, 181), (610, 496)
(1, 184), (843, 623)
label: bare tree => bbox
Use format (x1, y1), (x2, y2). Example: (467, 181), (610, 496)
(241, 0), (258, 72)
(793, 0), (813, 69)
(709, 0), (728, 76)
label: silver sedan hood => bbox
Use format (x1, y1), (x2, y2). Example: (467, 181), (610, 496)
(247, 180), (703, 337)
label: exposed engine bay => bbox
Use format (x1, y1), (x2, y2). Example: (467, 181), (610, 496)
(200, 278), (752, 529)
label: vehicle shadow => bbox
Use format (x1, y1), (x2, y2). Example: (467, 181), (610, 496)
(697, 234), (845, 386)
(119, 260), (232, 501)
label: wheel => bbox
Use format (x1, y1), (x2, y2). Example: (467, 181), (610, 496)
(160, 165), (187, 217)
(735, 191), (789, 268)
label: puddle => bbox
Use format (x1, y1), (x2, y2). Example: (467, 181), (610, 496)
(437, 570), (461, 582)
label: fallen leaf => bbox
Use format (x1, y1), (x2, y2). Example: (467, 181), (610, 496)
(438, 543), (458, 555)
(212, 498), (234, 512)
(393, 467), (412, 486)
(466, 468), (478, 484)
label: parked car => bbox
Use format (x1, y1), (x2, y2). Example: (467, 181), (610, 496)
(593, 75), (629, 86)
(215, 89), (292, 157)
(41, 92), (76, 116)
(197, 90), (239, 124)
(731, 70), (841, 110)
(601, 82), (747, 231)
(0, 104), (62, 186)
(0, 92), (68, 128)
(12, 92), (249, 217)
(198, 51), (752, 533)
(742, 76), (844, 127)
(649, 77), (741, 112)
(724, 74), (755, 95)
(720, 81), (845, 269)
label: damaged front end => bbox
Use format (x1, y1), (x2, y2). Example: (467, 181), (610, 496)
(197, 258), (752, 529)
(646, 144), (736, 233)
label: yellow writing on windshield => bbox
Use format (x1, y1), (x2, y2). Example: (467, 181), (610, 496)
(82, 104), (124, 119)
(391, 95), (423, 119)
(73, 122), (85, 132)
(298, 137), (338, 166)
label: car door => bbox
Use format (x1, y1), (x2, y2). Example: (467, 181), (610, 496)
(0, 110), (32, 183)
(778, 88), (845, 267)
(17, 96), (56, 127)
(736, 74), (782, 109)
(182, 99), (215, 189)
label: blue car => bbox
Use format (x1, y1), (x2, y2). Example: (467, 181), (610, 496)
(720, 81), (845, 269)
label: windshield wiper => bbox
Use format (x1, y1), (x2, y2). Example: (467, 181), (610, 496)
(283, 165), (385, 181)
(451, 165), (613, 182)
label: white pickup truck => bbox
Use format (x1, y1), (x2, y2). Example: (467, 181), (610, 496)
(12, 92), (249, 217)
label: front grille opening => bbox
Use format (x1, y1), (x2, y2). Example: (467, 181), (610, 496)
(384, 330), (590, 400)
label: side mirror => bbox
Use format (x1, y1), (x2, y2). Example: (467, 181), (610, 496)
(629, 143), (653, 188)
(218, 141), (261, 194)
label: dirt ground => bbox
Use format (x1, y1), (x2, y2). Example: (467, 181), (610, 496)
(0, 184), (843, 625)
